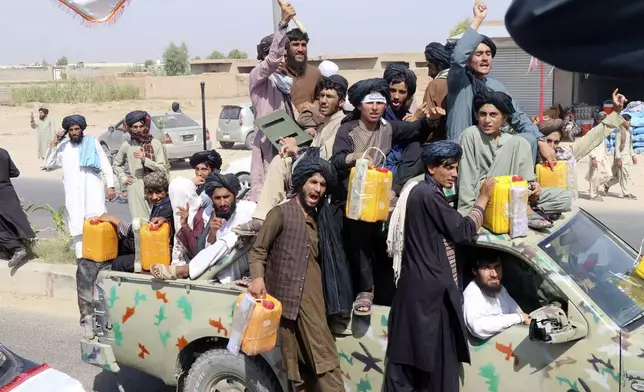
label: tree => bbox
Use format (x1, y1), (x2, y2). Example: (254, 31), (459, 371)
(144, 59), (155, 69)
(227, 49), (248, 59)
(194, 56), (201, 60)
(450, 18), (471, 37)
(56, 56), (68, 66)
(207, 50), (225, 60)
(163, 42), (189, 76)
(42, 59), (49, 69)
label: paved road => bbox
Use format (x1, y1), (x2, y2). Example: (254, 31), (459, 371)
(0, 294), (173, 392)
(12, 178), (130, 238)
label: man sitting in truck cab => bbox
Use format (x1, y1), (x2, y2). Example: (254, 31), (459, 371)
(150, 173), (256, 282)
(76, 172), (173, 340)
(463, 254), (531, 340)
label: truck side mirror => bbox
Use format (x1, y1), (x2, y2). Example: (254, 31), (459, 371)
(108, 126), (115, 133)
(528, 304), (587, 344)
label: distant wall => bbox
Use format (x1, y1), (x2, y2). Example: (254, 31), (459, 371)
(0, 67), (130, 82)
(113, 68), (431, 103)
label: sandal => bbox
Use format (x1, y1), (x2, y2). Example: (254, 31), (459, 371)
(590, 195), (604, 202)
(151, 264), (178, 280)
(625, 194), (638, 200)
(528, 213), (553, 230)
(353, 292), (374, 317)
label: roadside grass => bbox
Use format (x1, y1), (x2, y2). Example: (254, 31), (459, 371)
(10, 79), (139, 105)
(21, 201), (75, 264)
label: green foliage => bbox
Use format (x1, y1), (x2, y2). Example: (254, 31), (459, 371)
(207, 50), (226, 60)
(450, 17), (471, 37)
(144, 59), (155, 68)
(227, 49), (248, 59)
(193, 56), (201, 60)
(163, 42), (190, 76)
(11, 79), (140, 105)
(42, 60), (49, 69)
(56, 56), (69, 66)
(20, 201), (75, 263)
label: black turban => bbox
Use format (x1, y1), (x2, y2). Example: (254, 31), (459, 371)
(316, 74), (349, 102)
(421, 140), (463, 166)
(473, 90), (515, 116)
(292, 154), (337, 193)
(480, 35), (497, 58)
(39, 107), (49, 115)
(62, 114), (87, 131)
(383, 64), (417, 97)
(257, 34), (273, 61)
(424, 42), (454, 70)
(286, 28), (309, 43)
(347, 78), (391, 110)
(189, 150), (223, 171)
(125, 110), (150, 127)
(172, 102), (181, 112)
(203, 173), (241, 197)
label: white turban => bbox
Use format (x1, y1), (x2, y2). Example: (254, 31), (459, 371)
(318, 60), (339, 77)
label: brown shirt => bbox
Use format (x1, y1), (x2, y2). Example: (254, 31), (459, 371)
(423, 77), (448, 141)
(249, 199), (318, 320)
(288, 64), (321, 111)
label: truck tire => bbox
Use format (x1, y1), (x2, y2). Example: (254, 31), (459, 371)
(184, 348), (281, 392)
(220, 141), (235, 149)
(244, 131), (256, 150)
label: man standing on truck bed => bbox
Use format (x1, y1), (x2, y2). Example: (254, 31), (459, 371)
(248, 155), (345, 392)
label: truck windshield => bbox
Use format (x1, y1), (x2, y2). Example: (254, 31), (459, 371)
(538, 210), (644, 328)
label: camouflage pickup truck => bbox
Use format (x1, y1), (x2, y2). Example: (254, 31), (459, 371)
(81, 207), (644, 392)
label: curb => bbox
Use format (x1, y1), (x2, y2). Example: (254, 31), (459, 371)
(0, 260), (77, 301)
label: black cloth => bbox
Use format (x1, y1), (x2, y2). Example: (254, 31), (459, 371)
(473, 90), (515, 116)
(480, 35), (497, 58)
(125, 110), (150, 127)
(386, 175), (475, 375)
(203, 173), (241, 197)
(62, 115), (87, 131)
(424, 42), (454, 70)
(343, 78), (391, 123)
(421, 140), (463, 166)
(257, 34), (274, 61)
(383, 64), (417, 96)
(291, 152), (337, 191)
(505, 0), (644, 77)
(0, 148), (34, 254)
(392, 141), (424, 195)
(189, 150), (222, 171)
(76, 258), (111, 320)
(39, 107), (49, 115)
(384, 297), (459, 392)
(172, 102), (182, 113)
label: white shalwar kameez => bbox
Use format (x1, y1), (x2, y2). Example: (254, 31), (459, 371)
(44, 138), (114, 258)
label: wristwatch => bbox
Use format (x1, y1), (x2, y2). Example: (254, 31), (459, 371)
(278, 21), (288, 30)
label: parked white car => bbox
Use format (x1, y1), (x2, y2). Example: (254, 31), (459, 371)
(0, 344), (86, 392)
(222, 155), (251, 195)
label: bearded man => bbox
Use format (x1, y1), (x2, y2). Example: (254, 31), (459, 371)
(423, 42), (455, 141)
(113, 110), (169, 220)
(285, 28), (321, 113)
(447, 1), (557, 167)
(44, 115), (115, 258)
(32, 107), (56, 162)
(151, 173), (256, 282)
(249, 155), (346, 391)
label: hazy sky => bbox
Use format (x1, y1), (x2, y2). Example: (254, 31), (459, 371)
(1, 0), (511, 65)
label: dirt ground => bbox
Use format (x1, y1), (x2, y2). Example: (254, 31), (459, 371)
(1, 97), (253, 180)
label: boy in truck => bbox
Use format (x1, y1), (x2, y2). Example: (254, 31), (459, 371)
(76, 172), (173, 340)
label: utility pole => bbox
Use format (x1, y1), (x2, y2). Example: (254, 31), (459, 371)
(272, 0), (281, 32)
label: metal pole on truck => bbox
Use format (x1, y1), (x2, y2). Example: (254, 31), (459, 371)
(200, 81), (207, 150)
(272, 0), (281, 32)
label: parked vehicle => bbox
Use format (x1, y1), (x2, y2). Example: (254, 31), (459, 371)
(81, 206), (644, 391)
(98, 112), (212, 161)
(216, 103), (256, 150)
(222, 155), (252, 196)
(1, 343), (86, 392)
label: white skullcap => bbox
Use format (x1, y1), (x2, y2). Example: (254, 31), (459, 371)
(318, 60), (339, 77)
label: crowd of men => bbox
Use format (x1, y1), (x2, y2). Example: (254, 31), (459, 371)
(0, 0), (637, 391)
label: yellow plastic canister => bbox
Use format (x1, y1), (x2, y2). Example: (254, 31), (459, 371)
(536, 161), (568, 189)
(82, 218), (118, 262)
(236, 293), (282, 356)
(483, 175), (529, 234)
(346, 166), (392, 223)
(140, 223), (170, 271)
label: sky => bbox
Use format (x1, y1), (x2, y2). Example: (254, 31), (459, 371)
(0, 0), (512, 65)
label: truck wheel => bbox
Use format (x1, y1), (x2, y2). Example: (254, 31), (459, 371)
(220, 141), (235, 149)
(184, 348), (281, 392)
